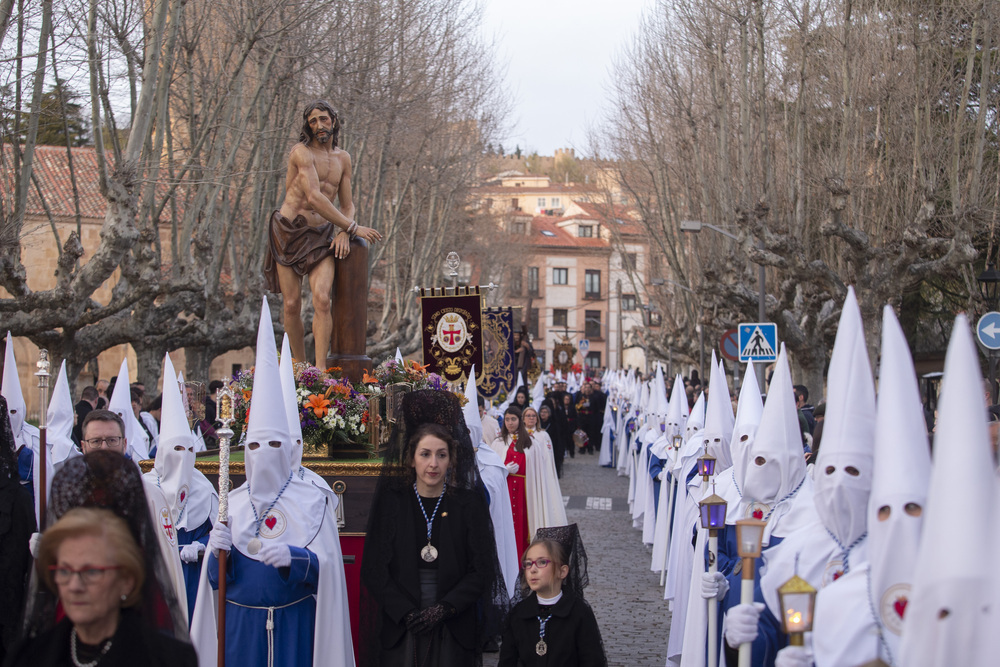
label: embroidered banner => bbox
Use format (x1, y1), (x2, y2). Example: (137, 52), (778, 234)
(480, 307), (515, 399)
(419, 287), (484, 384)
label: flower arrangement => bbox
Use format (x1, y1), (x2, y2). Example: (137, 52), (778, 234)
(228, 356), (460, 456)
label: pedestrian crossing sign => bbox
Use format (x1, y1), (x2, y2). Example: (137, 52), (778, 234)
(738, 322), (778, 363)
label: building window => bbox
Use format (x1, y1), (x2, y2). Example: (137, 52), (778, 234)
(585, 351), (602, 369)
(648, 311), (662, 327)
(584, 270), (601, 298)
(511, 198), (519, 210)
(528, 267), (539, 296)
(511, 221), (526, 235)
(626, 252), (637, 270)
(578, 225), (593, 238)
(553, 268), (568, 285)
(551, 197), (561, 207)
(528, 308), (539, 338)
(622, 294), (636, 311)
(538, 197), (547, 208)
(553, 309), (568, 328)
(509, 268), (522, 296)
(585, 310), (602, 339)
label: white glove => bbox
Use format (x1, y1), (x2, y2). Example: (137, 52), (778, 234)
(725, 602), (765, 648)
(701, 571), (730, 599)
(505, 462), (520, 475)
(29, 532), (41, 558)
(257, 543), (292, 569)
(208, 522), (232, 554)
(775, 645), (814, 667)
(656, 471), (666, 481)
(179, 542), (206, 563)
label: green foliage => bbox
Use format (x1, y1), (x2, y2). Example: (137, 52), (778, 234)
(34, 80), (89, 147)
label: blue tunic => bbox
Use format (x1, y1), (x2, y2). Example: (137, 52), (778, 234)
(17, 447), (33, 505)
(648, 453), (666, 510)
(207, 547), (319, 667)
(177, 518), (212, 621)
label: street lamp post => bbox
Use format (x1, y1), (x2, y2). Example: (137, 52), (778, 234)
(681, 220), (767, 390)
(978, 261), (1000, 405)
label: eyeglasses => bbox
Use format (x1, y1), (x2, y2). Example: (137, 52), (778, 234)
(82, 436), (122, 449)
(522, 558), (553, 570)
(49, 565), (122, 586)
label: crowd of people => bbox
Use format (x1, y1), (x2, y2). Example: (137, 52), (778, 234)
(0, 299), (609, 667)
(603, 287), (999, 667)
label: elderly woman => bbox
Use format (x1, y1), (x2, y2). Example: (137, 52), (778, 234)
(5, 507), (196, 666)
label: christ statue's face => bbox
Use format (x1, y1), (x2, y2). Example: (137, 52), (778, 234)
(308, 109), (334, 144)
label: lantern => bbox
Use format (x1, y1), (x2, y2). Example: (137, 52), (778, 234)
(777, 574), (817, 646)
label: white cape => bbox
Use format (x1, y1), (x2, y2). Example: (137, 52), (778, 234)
(525, 430), (567, 536)
(143, 478), (189, 628)
(191, 488), (354, 667)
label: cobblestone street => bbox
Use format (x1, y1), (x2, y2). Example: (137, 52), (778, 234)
(485, 452), (671, 666)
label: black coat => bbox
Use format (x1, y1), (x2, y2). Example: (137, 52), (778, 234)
(3, 611), (197, 667)
(499, 592), (607, 667)
(368, 486), (493, 651)
(0, 482), (34, 663)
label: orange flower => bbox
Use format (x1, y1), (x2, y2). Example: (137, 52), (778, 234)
(328, 384), (350, 399)
(305, 394), (332, 418)
(326, 366), (342, 373)
(409, 360), (430, 372)
(242, 389), (252, 402)
(363, 370), (379, 384)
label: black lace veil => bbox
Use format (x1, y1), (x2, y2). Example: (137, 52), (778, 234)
(21, 451), (189, 642)
(361, 389), (509, 666)
(513, 523), (590, 603)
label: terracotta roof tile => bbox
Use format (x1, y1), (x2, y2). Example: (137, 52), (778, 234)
(528, 216), (609, 250)
(1, 144), (111, 219)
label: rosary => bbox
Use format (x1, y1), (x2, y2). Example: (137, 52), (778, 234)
(414, 483), (446, 562)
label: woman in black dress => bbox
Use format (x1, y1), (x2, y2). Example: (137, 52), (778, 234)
(361, 390), (509, 666)
(0, 398), (34, 665)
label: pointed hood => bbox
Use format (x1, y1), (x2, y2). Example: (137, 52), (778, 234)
(652, 364), (669, 419)
(898, 314), (994, 667)
(639, 381), (651, 416)
(665, 373), (689, 438)
(395, 347), (404, 365)
(279, 334), (305, 470)
(108, 358), (149, 460)
(152, 353), (199, 527)
(531, 372), (545, 411)
(730, 361), (764, 487)
(1, 332), (26, 437)
(463, 366), (484, 447)
(868, 306), (931, 649)
(686, 391), (706, 438)
(245, 297), (294, 505)
(814, 286), (876, 547)
(741, 345), (806, 514)
(46, 360), (78, 463)
(699, 351), (735, 468)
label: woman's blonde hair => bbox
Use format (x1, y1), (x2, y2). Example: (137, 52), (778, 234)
(37, 507), (145, 607)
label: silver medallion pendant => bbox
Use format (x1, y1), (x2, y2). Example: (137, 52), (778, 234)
(535, 640), (548, 656)
(420, 543), (439, 562)
(247, 537), (262, 555)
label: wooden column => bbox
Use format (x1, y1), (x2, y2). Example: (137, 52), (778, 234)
(328, 237), (373, 382)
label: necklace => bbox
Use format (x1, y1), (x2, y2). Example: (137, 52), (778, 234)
(536, 611), (552, 656)
(246, 472), (293, 555)
(71, 628), (113, 667)
(413, 483), (446, 562)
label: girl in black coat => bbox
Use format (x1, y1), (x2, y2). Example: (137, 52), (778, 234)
(499, 530), (606, 667)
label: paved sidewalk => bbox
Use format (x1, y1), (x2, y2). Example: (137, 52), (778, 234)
(485, 451), (671, 666)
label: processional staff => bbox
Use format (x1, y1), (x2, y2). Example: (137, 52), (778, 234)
(34, 350), (50, 531)
(214, 381), (236, 667)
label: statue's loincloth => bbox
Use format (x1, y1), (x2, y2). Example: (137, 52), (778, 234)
(264, 210), (337, 293)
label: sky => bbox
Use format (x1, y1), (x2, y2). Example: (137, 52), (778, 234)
(480, 0), (656, 158)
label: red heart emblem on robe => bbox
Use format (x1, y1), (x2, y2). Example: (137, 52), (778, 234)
(832, 571), (842, 581)
(894, 598), (907, 618)
(180, 491), (186, 503)
(265, 516), (277, 530)
(752, 509), (763, 520)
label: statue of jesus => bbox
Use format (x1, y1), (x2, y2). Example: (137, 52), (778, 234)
(264, 100), (382, 365)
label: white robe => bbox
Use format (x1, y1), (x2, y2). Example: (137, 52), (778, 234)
(598, 400), (615, 467)
(143, 478), (189, 629)
(476, 444), (518, 595)
(811, 563), (885, 667)
(524, 431), (567, 536)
